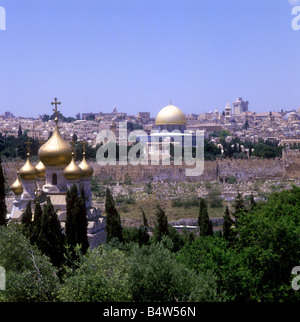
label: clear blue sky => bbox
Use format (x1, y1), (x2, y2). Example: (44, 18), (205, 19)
(0, 0), (300, 118)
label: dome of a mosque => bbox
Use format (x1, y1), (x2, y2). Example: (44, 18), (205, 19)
(79, 152), (94, 178)
(64, 152), (83, 180)
(35, 160), (46, 178)
(38, 125), (74, 167)
(19, 154), (38, 180)
(155, 104), (186, 125)
(11, 171), (23, 195)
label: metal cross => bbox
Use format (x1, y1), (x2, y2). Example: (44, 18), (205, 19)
(51, 97), (61, 123)
(82, 139), (86, 153)
(25, 138), (31, 154)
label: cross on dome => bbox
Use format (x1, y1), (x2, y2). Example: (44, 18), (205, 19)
(51, 97), (61, 124)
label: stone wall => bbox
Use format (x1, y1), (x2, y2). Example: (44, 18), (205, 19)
(3, 158), (284, 186)
(282, 148), (300, 179)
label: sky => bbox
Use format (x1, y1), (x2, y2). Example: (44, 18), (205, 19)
(0, 0), (300, 118)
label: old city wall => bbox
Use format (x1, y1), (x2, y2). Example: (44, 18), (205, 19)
(75, 158), (284, 182)
(3, 158), (284, 185)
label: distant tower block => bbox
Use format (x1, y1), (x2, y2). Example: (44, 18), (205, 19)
(232, 97), (249, 115)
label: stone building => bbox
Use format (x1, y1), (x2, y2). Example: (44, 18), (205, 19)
(9, 99), (106, 247)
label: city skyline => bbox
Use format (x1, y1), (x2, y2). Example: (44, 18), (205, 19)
(1, 0), (300, 118)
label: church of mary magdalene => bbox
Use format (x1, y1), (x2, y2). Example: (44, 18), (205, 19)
(9, 98), (106, 247)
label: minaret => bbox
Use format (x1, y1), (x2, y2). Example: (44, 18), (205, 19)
(225, 101), (232, 124)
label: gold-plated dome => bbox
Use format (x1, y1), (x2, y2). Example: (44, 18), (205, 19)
(155, 104), (186, 125)
(64, 152), (83, 180)
(19, 154), (38, 180)
(35, 160), (46, 178)
(38, 125), (74, 167)
(79, 152), (94, 178)
(11, 171), (23, 195)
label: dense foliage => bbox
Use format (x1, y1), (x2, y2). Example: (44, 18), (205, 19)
(0, 185), (299, 302)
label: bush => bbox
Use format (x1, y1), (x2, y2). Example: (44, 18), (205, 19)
(59, 246), (131, 302)
(0, 224), (60, 302)
(128, 243), (222, 302)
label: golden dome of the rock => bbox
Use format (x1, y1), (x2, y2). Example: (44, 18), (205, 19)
(35, 160), (46, 178)
(64, 152), (83, 180)
(19, 154), (38, 180)
(155, 104), (186, 125)
(79, 152), (94, 178)
(11, 171), (23, 195)
(38, 125), (74, 167)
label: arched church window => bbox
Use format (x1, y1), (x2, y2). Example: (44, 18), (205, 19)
(52, 173), (57, 185)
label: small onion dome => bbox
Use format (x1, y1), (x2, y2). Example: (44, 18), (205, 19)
(35, 160), (46, 178)
(64, 152), (83, 180)
(11, 171), (23, 195)
(79, 152), (94, 178)
(19, 153), (38, 180)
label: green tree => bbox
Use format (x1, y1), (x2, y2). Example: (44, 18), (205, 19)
(198, 198), (213, 237)
(31, 202), (43, 245)
(21, 201), (33, 238)
(232, 191), (246, 225)
(65, 185), (89, 254)
(129, 242), (222, 302)
(18, 125), (22, 137)
(59, 245), (131, 302)
(222, 205), (234, 242)
(38, 198), (65, 268)
(235, 185), (300, 301)
(153, 204), (169, 243)
(0, 224), (60, 302)
(0, 157), (7, 226)
(105, 188), (123, 243)
(176, 236), (240, 301)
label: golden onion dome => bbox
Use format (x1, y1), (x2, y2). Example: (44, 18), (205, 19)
(19, 154), (38, 180)
(38, 125), (74, 167)
(11, 171), (23, 195)
(155, 104), (186, 125)
(35, 160), (46, 178)
(64, 152), (83, 180)
(79, 152), (94, 178)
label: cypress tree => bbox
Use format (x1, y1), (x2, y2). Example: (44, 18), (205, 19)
(18, 125), (22, 137)
(249, 193), (256, 211)
(198, 198), (213, 237)
(65, 185), (89, 253)
(77, 188), (89, 254)
(21, 201), (33, 224)
(105, 187), (123, 243)
(39, 197), (64, 267)
(65, 184), (78, 248)
(222, 205), (234, 242)
(21, 201), (33, 238)
(153, 204), (169, 242)
(141, 209), (148, 230)
(138, 210), (150, 246)
(0, 157), (7, 226)
(31, 202), (43, 245)
(233, 191), (246, 225)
